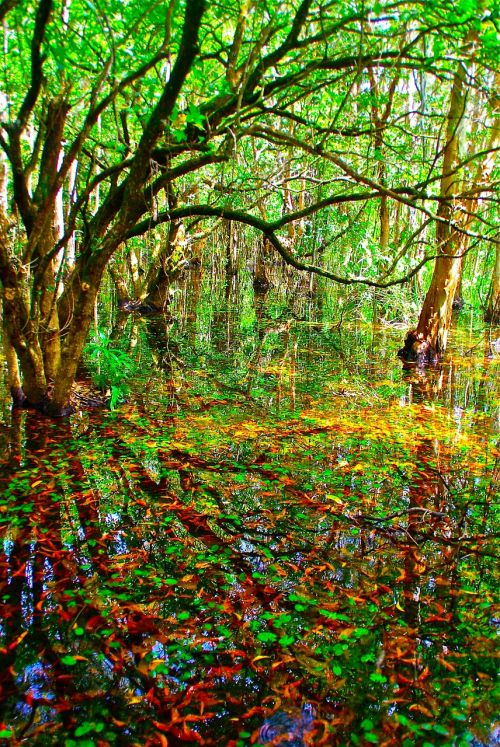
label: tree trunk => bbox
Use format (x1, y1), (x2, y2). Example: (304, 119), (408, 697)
(142, 222), (185, 310)
(485, 243), (500, 323)
(108, 259), (131, 305)
(399, 63), (467, 364)
(2, 301), (24, 406)
(400, 64), (499, 364)
(253, 237), (271, 292)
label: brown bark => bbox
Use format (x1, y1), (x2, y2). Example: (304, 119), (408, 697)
(108, 259), (131, 304)
(253, 237), (271, 292)
(368, 66), (398, 265)
(0, 271), (47, 405)
(1, 302), (24, 405)
(49, 254), (108, 414)
(400, 63), (467, 363)
(408, 69), (500, 361)
(143, 222), (185, 310)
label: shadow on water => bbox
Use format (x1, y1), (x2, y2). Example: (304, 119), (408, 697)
(0, 284), (498, 745)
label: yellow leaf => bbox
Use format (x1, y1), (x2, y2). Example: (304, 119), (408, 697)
(326, 494), (344, 504)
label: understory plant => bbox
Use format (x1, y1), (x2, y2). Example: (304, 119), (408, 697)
(84, 331), (133, 409)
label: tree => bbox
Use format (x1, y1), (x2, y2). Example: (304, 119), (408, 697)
(399, 60), (499, 364)
(0, 0), (498, 415)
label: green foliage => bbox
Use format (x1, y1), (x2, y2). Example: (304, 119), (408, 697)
(84, 331), (133, 409)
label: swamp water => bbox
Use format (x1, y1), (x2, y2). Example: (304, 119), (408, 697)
(0, 289), (498, 746)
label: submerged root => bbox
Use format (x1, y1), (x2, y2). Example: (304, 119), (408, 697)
(397, 329), (439, 366)
(118, 299), (171, 316)
(71, 381), (112, 409)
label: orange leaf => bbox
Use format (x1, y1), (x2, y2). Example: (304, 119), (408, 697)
(409, 704), (434, 718)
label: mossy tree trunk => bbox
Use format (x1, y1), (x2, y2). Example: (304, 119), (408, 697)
(142, 222), (186, 310)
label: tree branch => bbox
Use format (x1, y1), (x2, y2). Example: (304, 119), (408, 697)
(127, 203), (492, 289)
(14, 0), (52, 132)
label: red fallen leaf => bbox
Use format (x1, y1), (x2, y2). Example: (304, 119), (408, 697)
(126, 616), (159, 635)
(437, 655), (456, 671)
(112, 718), (128, 727)
(144, 737), (168, 747)
(377, 584), (393, 594)
(25, 691), (52, 707)
(85, 615), (106, 631)
(170, 725), (204, 743)
(145, 688), (160, 706)
(8, 630), (28, 651)
(239, 705), (266, 719)
(152, 721), (171, 733)
(183, 713), (215, 723)
(396, 674), (415, 685)
(52, 695), (74, 710)
(424, 614), (452, 623)
(417, 666), (430, 681)
(58, 609), (74, 622)
(11, 562), (27, 577)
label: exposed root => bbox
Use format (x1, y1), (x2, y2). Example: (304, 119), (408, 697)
(118, 299), (170, 316)
(397, 329), (439, 366)
(71, 382), (111, 409)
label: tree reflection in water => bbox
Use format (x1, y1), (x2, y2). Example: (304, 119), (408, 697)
(0, 307), (498, 745)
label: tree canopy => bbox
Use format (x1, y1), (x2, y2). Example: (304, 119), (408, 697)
(0, 0), (499, 413)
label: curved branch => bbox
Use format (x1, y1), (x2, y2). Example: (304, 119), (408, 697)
(15, 0), (52, 132)
(127, 203), (492, 289)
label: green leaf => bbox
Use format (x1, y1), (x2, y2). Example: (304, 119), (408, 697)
(369, 672), (387, 683)
(75, 723), (93, 737)
(172, 127), (187, 143)
(186, 103), (206, 128)
(257, 631), (277, 643)
(61, 655), (78, 666)
(432, 725), (449, 735)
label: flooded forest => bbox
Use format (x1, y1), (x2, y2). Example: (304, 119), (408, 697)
(0, 1), (498, 745)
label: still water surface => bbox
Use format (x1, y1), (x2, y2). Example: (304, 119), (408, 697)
(0, 293), (498, 746)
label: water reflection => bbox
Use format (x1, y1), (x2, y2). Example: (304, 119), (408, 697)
(0, 285), (498, 745)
